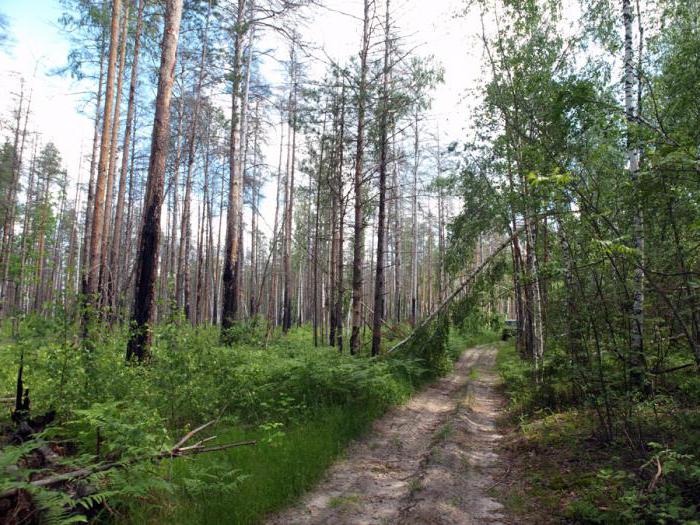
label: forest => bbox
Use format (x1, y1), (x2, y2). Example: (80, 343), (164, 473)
(0, 0), (698, 523)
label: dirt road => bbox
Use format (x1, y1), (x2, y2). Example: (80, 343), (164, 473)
(267, 345), (507, 525)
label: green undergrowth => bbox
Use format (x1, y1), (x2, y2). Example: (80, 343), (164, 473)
(0, 316), (500, 524)
(495, 343), (700, 524)
(138, 404), (381, 524)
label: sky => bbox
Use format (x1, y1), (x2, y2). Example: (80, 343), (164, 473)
(0, 0), (95, 183)
(0, 0), (484, 236)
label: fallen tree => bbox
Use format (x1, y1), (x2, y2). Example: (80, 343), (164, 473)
(388, 230), (518, 355)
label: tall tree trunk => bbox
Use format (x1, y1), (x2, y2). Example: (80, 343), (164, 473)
(178, 5), (210, 322)
(282, 41), (298, 333)
(14, 138), (38, 314)
(81, 28), (106, 305)
(33, 162), (52, 314)
(205, 156), (215, 323)
(249, 100), (260, 318)
(126, 0), (183, 361)
(313, 114), (327, 346)
(109, 0), (144, 317)
(85, 0), (122, 320)
(350, 0), (370, 355)
(436, 133), (446, 303)
(334, 83), (346, 352)
(121, 122), (138, 308)
(372, 0), (391, 357)
(267, 112), (284, 329)
(221, 0), (247, 335)
(410, 111), (419, 327)
(100, 1), (129, 309)
(392, 137), (401, 324)
(328, 119), (338, 346)
(65, 178), (82, 314)
(623, 0), (646, 387)
(196, 126), (212, 324)
(213, 153), (225, 325)
(232, 9), (255, 321)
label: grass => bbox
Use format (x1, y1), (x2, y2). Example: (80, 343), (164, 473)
(142, 405), (379, 524)
(408, 478), (423, 493)
(435, 422), (454, 441)
(328, 494), (361, 509)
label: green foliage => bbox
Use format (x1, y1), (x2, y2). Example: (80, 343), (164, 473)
(497, 342), (700, 524)
(565, 444), (700, 524)
(400, 312), (451, 378)
(0, 431), (170, 524)
(1, 319), (494, 523)
(219, 318), (267, 346)
(63, 400), (170, 459)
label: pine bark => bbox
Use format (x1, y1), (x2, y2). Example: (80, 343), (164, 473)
(100, 1), (129, 308)
(350, 0), (370, 354)
(221, 0), (247, 335)
(85, 0), (122, 317)
(126, 0), (183, 361)
(109, 0), (144, 316)
(371, 0), (391, 357)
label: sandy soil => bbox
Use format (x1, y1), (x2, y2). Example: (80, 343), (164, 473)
(266, 345), (507, 525)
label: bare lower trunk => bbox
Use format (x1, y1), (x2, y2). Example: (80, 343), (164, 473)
(109, 0), (144, 316)
(350, 0), (370, 355)
(371, 0), (391, 357)
(126, 0), (183, 361)
(410, 111), (419, 328)
(623, 0), (646, 387)
(221, 0), (247, 335)
(86, 0), (122, 318)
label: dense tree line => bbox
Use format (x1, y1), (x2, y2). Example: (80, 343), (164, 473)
(0, 0), (456, 360)
(0, 0), (696, 422)
(449, 0), (700, 442)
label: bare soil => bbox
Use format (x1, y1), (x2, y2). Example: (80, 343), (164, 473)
(266, 345), (507, 525)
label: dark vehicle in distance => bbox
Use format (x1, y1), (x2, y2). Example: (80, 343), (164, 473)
(501, 319), (518, 341)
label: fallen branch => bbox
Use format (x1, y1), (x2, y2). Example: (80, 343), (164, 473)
(173, 420), (215, 449)
(388, 230), (520, 355)
(27, 439), (257, 490)
(1, 420), (256, 498)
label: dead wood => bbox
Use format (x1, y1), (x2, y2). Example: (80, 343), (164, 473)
(0, 420), (256, 499)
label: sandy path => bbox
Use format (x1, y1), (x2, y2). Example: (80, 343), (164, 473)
(266, 345), (506, 525)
